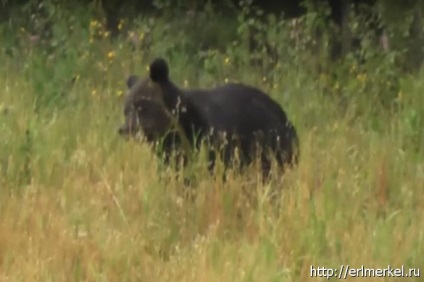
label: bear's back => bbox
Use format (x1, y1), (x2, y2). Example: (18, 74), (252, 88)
(184, 83), (292, 135)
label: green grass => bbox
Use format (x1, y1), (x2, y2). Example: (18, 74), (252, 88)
(0, 13), (423, 281)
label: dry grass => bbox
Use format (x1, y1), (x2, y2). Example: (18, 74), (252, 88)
(0, 44), (423, 281)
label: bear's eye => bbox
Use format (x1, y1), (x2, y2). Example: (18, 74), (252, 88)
(136, 105), (148, 115)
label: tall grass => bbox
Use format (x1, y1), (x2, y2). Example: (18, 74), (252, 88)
(0, 7), (423, 281)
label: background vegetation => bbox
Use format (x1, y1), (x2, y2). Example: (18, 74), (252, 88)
(0, 0), (423, 281)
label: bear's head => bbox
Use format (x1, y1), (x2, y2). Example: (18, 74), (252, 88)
(118, 58), (186, 143)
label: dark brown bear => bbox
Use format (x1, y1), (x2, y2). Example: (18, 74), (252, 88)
(118, 58), (299, 180)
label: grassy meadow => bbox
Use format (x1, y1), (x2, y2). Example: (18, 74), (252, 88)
(0, 9), (423, 281)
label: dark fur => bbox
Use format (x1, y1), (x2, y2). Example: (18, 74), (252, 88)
(118, 58), (299, 180)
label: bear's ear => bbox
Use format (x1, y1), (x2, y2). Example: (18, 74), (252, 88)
(126, 75), (141, 89)
(149, 58), (169, 83)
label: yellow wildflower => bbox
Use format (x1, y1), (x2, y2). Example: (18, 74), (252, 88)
(90, 20), (99, 29)
(118, 20), (124, 31)
(224, 57), (230, 64)
(107, 51), (115, 60)
(334, 82), (340, 91)
(356, 73), (367, 83)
